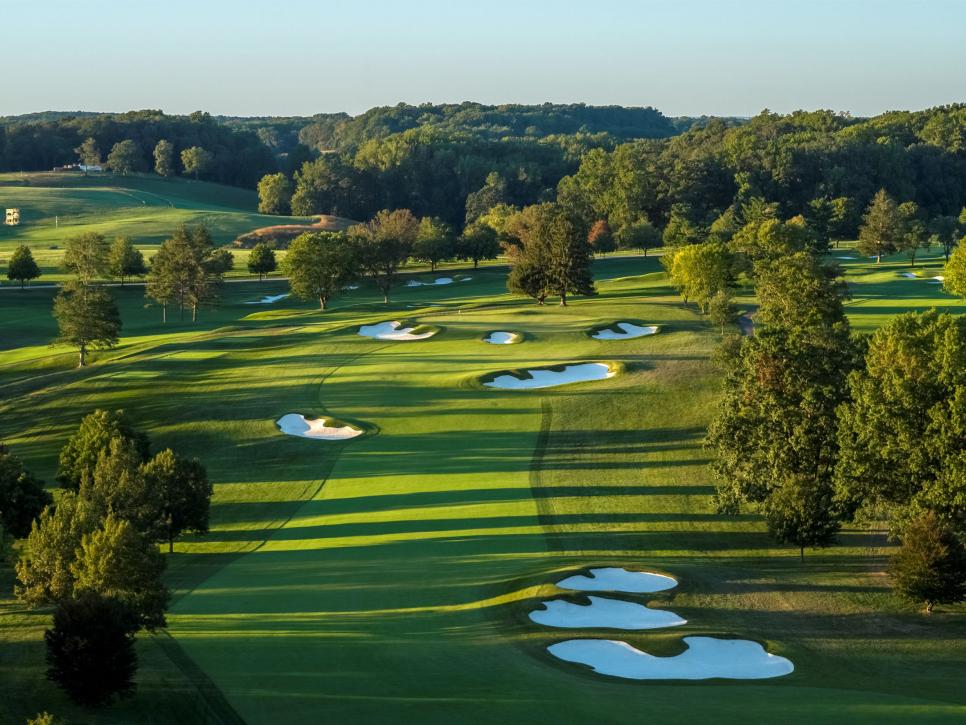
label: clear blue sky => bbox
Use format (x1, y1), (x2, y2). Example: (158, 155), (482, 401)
(3, 0), (964, 118)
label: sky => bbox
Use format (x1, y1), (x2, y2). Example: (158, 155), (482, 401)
(2, 0), (964, 118)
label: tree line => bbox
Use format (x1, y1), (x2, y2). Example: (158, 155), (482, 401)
(0, 110), (276, 187)
(2, 410), (212, 706)
(694, 200), (966, 612)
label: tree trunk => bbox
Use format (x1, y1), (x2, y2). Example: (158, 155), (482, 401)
(383, 290), (390, 304)
(319, 296), (326, 310)
(643, 248), (647, 257)
(474, 259), (480, 269)
(800, 546), (804, 561)
(169, 535), (174, 554)
(192, 304), (197, 323)
(926, 602), (934, 613)
(559, 292), (567, 307)
(78, 343), (86, 368)
(162, 305), (167, 324)
(876, 253), (881, 263)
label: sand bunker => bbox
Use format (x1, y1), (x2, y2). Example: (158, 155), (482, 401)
(484, 363), (614, 390)
(593, 323), (658, 340)
(276, 414), (362, 441)
(900, 272), (918, 278)
(358, 321), (437, 341)
(930, 275), (946, 284)
(557, 567), (677, 594)
(529, 596), (686, 630)
(460, 276), (473, 282)
(246, 293), (290, 305)
(407, 277), (454, 287)
(835, 256), (854, 260)
(484, 331), (520, 345)
(547, 637), (793, 680)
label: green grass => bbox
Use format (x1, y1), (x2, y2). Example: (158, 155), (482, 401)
(0, 232), (964, 722)
(0, 171), (315, 282)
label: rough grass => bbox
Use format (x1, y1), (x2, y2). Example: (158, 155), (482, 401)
(0, 250), (963, 724)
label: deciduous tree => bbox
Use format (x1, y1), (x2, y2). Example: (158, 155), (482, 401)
(412, 216), (455, 271)
(180, 146), (213, 179)
(351, 209), (418, 303)
(6, 244), (41, 288)
(52, 281), (121, 368)
(0, 444), (51, 539)
(107, 236), (146, 285)
(45, 591), (138, 706)
(140, 449), (212, 553)
(247, 242), (277, 281)
(257, 172), (293, 215)
(57, 409), (150, 490)
(284, 231), (357, 309)
(63, 232), (109, 282)
(71, 514), (169, 630)
(456, 223), (500, 269)
(106, 140), (144, 175)
(153, 139), (175, 177)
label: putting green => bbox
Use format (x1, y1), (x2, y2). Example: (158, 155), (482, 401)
(0, 254), (964, 723)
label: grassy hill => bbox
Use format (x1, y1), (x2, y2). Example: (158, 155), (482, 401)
(0, 253), (963, 724)
(0, 172), (330, 281)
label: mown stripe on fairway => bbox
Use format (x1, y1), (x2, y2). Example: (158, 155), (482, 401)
(529, 397), (564, 551)
(155, 631), (247, 725)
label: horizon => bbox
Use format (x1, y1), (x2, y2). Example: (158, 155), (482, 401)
(3, 0), (964, 118)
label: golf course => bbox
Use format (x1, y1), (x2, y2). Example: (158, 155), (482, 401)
(1, 170), (964, 723)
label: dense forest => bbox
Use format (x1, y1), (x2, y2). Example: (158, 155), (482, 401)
(3, 104), (964, 238)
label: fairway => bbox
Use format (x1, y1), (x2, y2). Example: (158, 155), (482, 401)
(1, 255), (964, 723)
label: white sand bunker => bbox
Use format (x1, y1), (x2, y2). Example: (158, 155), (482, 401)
(900, 272), (918, 278)
(548, 637), (793, 680)
(484, 331), (520, 345)
(276, 414), (362, 441)
(246, 293), (290, 305)
(930, 275), (946, 284)
(835, 256), (854, 260)
(358, 321), (437, 341)
(557, 567), (677, 593)
(529, 596), (686, 630)
(593, 322), (658, 340)
(407, 277), (454, 287)
(484, 363), (614, 390)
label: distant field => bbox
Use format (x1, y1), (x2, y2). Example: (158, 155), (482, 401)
(0, 172), (316, 281)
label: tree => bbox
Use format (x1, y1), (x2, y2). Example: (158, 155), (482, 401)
(146, 225), (226, 322)
(105, 140), (144, 175)
(74, 137), (101, 172)
(506, 204), (594, 306)
(107, 236), (146, 285)
(257, 172), (293, 215)
(707, 289), (738, 334)
(835, 311), (966, 528)
(662, 204), (703, 247)
(351, 209), (418, 303)
(708, 252), (857, 531)
(153, 139), (176, 177)
(284, 231), (357, 309)
(945, 240), (966, 299)
(52, 281), (121, 368)
(764, 474), (840, 560)
(857, 189), (903, 262)
(6, 244), (41, 288)
(247, 242), (277, 281)
(931, 214), (962, 262)
(71, 514), (169, 630)
(57, 409), (150, 490)
(465, 172), (508, 226)
(667, 242), (733, 313)
(412, 217), (454, 271)
(889, 512), (966, 612)
(587, 220), (617, 255)
(616, 219), (661, 255)
(829, 196), (858, 245)
(63, 232), (109, 282)
(140, 449), (212, 553)
(456, 223), (500, 269)
(15, 492), (101, 605)
(180, 146), (213, 179)
(0, 443), (51, 539)
(45, 591), (138, 706)
(804, 197), (834, 254)
(81, 436), (162, 537)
